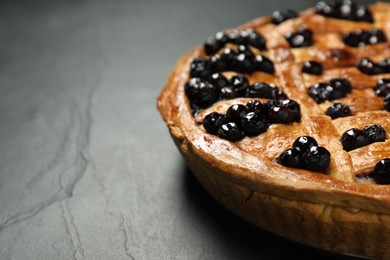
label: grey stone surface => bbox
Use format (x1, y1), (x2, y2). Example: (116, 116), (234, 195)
(0, 0), (374, 259)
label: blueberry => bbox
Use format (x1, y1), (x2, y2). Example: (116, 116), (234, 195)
(362, 124), (386, 143)
(217, 122), (244, 141)
(266, 99), (301, 123)
(315, 1), (333, 16)
(197, 82), (219, 107)
(219, 86), (238, 100)
(340, 128), (370, 151)
(226, 104), (247, 125)
(292, 136), (318, 152)
(356, 58), (384, 75)
(315, 0), (373, 23)
(204, 31), (228, 55)
(231, 74), (250, 96)
(210, 55), (228, 72)
(329, 78), (352, 94)
(354, 5), (373, 22)
(373, 159), (390, 184)
(220, 48), (237, 70)
(308, 83), (333, 103)
(379, 58), (390, 73)
(385, 94), (390, 112)
(375, 79), (390, 97)
(246, 100), (264, 112)
(209, 73), (231, 90)
(203, 112), (228, 135)
(243, 29), (267, 50)
(343, 29), (387, 47)
(301, 146), (331, 172)
(248, 82), (287, 99)
(301, 61), (323, 75)
(184, 78), (203, 101)
(326, 103), (351, 119)
(253, 55), (275, 74)
(271, 9), (298, 25)
(285, 27), (313, 48)
(190, 57), (213, 79)
(232, 45), (255, 73)
(240, 111), (268, 136)
(277, 147), (302, 169)
(227, 30), (246, 45)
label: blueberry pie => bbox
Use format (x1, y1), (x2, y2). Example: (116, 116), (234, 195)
(157, 1), (390, 258)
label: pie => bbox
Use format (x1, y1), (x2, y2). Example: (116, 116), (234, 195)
(157, 1), (390, 258)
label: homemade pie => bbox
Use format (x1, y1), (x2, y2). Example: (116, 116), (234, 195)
(157, 1), (390, 258)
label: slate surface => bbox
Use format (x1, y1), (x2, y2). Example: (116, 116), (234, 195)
(0, 0), (374, 259)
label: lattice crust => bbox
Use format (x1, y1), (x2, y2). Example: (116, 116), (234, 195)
(192, 2), (390, 184)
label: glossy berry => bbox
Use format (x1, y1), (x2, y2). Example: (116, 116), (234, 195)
(216, 122), (244, 141)
(226, 104), (247, 125)
(219, 86), (238, 100)
(266, 99), (301, 123)
(253, 55), (275, 74)
(210, 55), (228, 72)
(242, 29), (267, 51)
(227, 30), (247, 45)
(326, 103), (351, 119)
(340, 128), (370, 151)
(246, 100), (264, 112)
(343, 29), (387, 47)
(373, 159), (390, 184)
(231, 74), (250, 96)
(240, 111), (268, 136)
(184, 78), (203, 101)
(277, 147), (302, 169)
(190, 57), (212, 79)
(315, 0), (373, 23)
(375, 79), (390, 97)
(329, 78), (352, 94)
(362, 124), (386, 143)
(356, 58), (385, 75)
(285, 27), (313, 48)
(232, 45), (255, 73)
(204, 31), (228, 55)
(219, 48), (237, 70)
(301, 146), (331, 172)
(308, 83), (333, 103)
(301, 61), (323, 75)
(197, 82), (218, 107)
(247, 82), (286, 99)
(292, 136), (318, 152)
(203, 112), (227, 135)
(271, 9), (298, 25)
(385, 94), (390, 112)
(209, 73), (231, 90)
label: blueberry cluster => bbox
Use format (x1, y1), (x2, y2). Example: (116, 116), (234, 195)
(372, 158), (390, 184)
(326, 102), (351, 119)
(343, 29), (387, 47)
(308, 78), (352, 104)
(301, 61), (323, 75)
(204, 29), (266, 56)
(356, 58), (390, 75)
(190, 47), (274, 79)
(203, 99), (301, 141)
(315, 0), (373, 23)
(185, 73), (287, 114)
(284, 27), (313, 48)
(277, 136), (331, 172)
(374, 79), (390, 113)
(271, 9), (298, 25)
(340, 124), (386, 151)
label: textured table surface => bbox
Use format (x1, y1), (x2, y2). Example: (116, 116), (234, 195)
(0, 0), (374, 259)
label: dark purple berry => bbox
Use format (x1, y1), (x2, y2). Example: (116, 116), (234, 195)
(210, 55), (228, 72)
(354, 5), (373, 23)
(247, 82), (282, 99)
(293, 136), (318, 152)
(203, 112), (227, 135)
(246, 100), (264, 112)
(226, 104), (247, 125)
(277, 147), (302, 169)
(243, 29), (267, 50)
(362, 124), (386, 143)
(271, 9), (298, 25)
(197, 82), (218, 107)
(266, 99), (301, 123)
(315, 1), (373, 23)
(379, 58), (390, 72)
(219, 86), (238, 100)
(217, 122), (244, 141)
(220, 48), (237, 70)
(375, 79), (390, 97)
(373, 159), (390, 184)
(340, 128), (370, 151)
(301, 146), (331, 172)
(204, 31), (228, 55)
(308, 83), (333, 103)
(329, 78), (352, 94)
(190, 57), (212, 79)
(184, 78), (203, 101)
(343, 29), (387, 47)
(209, 73), (231, 90)
(285, 27), (313, 48)
(231, 74), (250, 96)
(385, 94), (390, 112)
(227, 30), (246, 45)
(326, 103), (351, 119)
(302, 61), (323, 75)
(231, 45), (255, 73)
(240, 111), (268, 136)
(356, 58), (384, 75)
(253, 55), (275, 74)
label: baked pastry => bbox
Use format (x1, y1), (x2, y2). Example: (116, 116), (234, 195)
(157, 1), (390, 258)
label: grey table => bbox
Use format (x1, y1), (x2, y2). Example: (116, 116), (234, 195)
(0, 0), (373, 259)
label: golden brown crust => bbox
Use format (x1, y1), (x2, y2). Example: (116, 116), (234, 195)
(157, 2), (390, 258)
